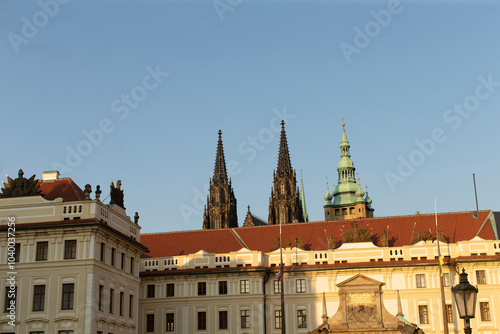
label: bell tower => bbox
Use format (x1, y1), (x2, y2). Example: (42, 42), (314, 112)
(324, 121), (374, 221)
(203, 130), (238, 229)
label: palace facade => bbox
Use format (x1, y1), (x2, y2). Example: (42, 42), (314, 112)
(1, 122), (500, 334)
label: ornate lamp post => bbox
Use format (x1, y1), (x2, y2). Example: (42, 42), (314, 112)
(451, 269), (478, 334)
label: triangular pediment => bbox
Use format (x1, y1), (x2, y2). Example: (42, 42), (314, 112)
(336, 274), (384, 288)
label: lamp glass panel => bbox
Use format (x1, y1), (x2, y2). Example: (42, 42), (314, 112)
(453, 291), (466, 318)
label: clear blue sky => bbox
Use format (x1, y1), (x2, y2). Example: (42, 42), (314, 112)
(1, 0), (499, 233)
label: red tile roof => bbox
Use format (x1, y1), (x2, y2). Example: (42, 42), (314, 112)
(141, 210), (497, 258)
(38, 178), (85, 202)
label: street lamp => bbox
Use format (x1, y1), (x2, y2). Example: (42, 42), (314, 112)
(451, 269), (478, 334)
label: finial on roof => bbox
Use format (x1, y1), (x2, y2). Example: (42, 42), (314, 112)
(247, 205), (250, 212)
(342, 115), (345, 129)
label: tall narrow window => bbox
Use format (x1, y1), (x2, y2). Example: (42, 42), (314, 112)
(109, 288), (114, 314)
(443, 273), (450, 287)
(476, 270), (486, 284)
(416, 274), (426, 288)
(119, 292), (124, 316)
(446, 304), (453, 323)
(98, 285), (103, 311)
(219, 310), (228, 330)
(198, 311), (207, 330)
(36, 241), (48, 261)
(147, 284), (155, 298)
(14, 243), (20, 262)
(129, 294), (133, 318)
(166, 283), (175, 297)
(111, 248), (116, 266)
(274, 280), (281, 294)
(32, 285), (45, 311)
(64, 240), (77, 259)
(146, 314), (154, 332)
(121, 252), (125, 270)
(275, 310), (282, 329)
(297, 309), (307, 328)
(100, 243), (105, 262)
(241, 309), (250, 329)
(418, 305), (429, 324)
(480, 302), (491, 321)
(166, 313), (174, 331)
(4, 286), (16, 313)
(198, 282), (207, 296)
(130, 257), (134, 274)
(61, 283), (74, 310)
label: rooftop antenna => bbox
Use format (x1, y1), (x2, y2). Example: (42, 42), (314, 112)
(472, 173), (479, 218)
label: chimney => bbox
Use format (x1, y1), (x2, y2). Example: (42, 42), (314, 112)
(42, 171), (60, 182)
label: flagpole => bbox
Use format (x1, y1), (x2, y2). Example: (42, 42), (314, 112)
(280, 220), (286, 334)
(435, 198), (449, 334)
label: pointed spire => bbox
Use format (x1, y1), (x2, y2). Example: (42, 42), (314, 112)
(322, 292), (328, 324)
(300, 170), (309, 222)
(213, 129), (228, 184)
(276, 120), (292, 176)
(324, 178), (333, 205)
(396, 289), (404, 317)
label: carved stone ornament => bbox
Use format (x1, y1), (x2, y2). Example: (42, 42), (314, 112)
(341, 221), (372, 243)
(1, 169), (41, 198)
(270, 237), (281, 252)
(110, 180), (125, 209)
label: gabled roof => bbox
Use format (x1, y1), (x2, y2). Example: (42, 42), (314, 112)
(141, 210), (497, 258)
(38, 178), (85, 202)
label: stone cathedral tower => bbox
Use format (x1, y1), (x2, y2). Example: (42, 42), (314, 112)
(268, 121), (304, 225)
(203, 130), (238, 229)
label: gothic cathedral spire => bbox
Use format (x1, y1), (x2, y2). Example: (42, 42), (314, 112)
(268, 121), (304, 225)
(203, 130), (238, 229)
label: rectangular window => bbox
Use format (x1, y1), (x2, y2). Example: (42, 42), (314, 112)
(121, 252), (125, 270)
(297, 309), (307, 328)
(29, 332), (44, 334)
(240, 280), (250, 294)
(296, 279), (306, 293)
(275, 310), (282, 329)
(111, 248), (116, 266)
(146, 314), (154, 332)
(130, 257), (134, 274)
(147, 284), (155, 298)
(219, 281), (228, 295)
(476, 270), (486, 284)
(129, 294), (133, 318)
(446, 304), (453, 323)
(443, 273), (450, 287)
(166, 312), (174, 331)
(274, 280), (281, 294)
(119, 292), (124, 316)
(416, 274), (426, 288)
(14, 243), (20, 262)
(32, 285), (45, 311)
(198, 282), (206, 296)
(58, 331), (73, 334)
(219, 310), (228, 330)
(241, 309), (250, 329)
(100, 242), (105, 262)
(98, 285), (103, 311)
(109, 288), (114, 314)
(61, 283), (74, 310)
(64, 240), (77, 259)
(480, 302), (491, 321)
(197, 311), (207, 330)
(418, 305), (429, 324)
(36, 241), (48, 261)
(166, 283), (175, 297)
(4, 286), (16, 313)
